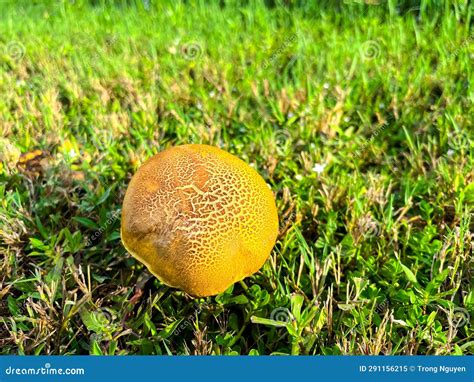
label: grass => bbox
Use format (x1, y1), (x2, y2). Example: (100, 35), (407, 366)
(0, 0), (472, 355)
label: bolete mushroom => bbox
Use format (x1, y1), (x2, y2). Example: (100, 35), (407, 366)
(121, 144), (278, 297)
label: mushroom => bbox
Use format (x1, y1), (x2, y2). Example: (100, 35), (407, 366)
(121, 144), (279, 297)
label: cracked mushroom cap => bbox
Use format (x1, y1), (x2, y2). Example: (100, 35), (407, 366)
(121, 144), (279, 297)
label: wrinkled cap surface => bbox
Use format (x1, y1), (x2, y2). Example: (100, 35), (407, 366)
(121, 144), (279, 297)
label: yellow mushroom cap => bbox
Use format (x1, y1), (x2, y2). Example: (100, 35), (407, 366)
(120, 144), (279, 297)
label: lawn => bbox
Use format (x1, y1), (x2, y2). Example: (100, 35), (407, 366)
(0, 0), (472, 355)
